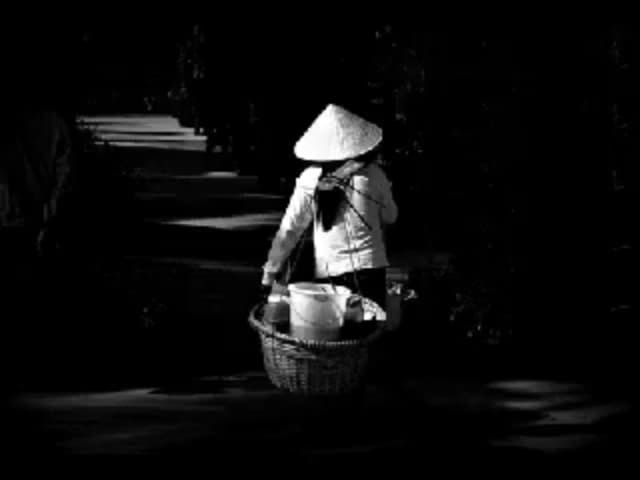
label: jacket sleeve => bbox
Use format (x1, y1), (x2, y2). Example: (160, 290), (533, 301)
(262, 175), (314, 284)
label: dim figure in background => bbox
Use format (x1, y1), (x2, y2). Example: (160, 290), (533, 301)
(1, 101), (72, 369)
(261, 104), (398, 307)
(1, 104), (72, 258)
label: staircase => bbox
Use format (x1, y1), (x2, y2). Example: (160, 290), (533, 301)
(68, 114), (287, 374)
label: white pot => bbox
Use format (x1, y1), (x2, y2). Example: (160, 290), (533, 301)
(287, 282), (354, 341)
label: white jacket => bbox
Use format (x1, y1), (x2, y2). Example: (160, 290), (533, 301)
(262, 162), (398, 283)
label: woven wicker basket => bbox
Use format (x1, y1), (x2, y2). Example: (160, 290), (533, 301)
(249, 304), (384, 396)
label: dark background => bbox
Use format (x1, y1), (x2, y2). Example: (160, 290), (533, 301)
(2, 19), (635, 379)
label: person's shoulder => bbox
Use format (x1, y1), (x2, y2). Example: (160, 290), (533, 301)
(297, 165), (322, 188)
(355, 162), (389, 184)
(365, 161), (385, 176)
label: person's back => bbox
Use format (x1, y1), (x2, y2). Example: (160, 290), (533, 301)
(296, 162), (397, 278)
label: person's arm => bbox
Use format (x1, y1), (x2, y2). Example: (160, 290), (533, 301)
(376, 167), (398, 225)
(261, 175), (314, 286)
(49, 114), (72, 220)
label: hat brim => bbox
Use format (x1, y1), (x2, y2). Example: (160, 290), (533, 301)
(293, 104), (383, 162)
(294, 131), (382, 162)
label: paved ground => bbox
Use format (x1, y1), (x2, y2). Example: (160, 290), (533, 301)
(6, 371), (633, 464)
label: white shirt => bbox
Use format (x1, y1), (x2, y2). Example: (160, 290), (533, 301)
(263, 162), (398, 282)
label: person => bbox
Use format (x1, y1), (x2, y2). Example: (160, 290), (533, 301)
(3, 106), (72, 255)
(1, 103), (72, 371)
(260, 104), (398, 307)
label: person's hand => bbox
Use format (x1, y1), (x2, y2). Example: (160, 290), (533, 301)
(261, 269), (277, 288)
(36, 224), (59, 257)
(259, 269), (275, 305)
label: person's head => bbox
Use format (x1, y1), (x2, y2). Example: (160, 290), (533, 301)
(294, 104), (383, 230)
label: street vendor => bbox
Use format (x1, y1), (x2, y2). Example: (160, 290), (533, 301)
(261, 104), (398, 307)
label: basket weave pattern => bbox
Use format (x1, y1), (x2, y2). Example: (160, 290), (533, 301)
(249, 305), (383, 395)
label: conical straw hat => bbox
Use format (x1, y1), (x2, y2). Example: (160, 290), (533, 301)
(294, 104), (383, 161)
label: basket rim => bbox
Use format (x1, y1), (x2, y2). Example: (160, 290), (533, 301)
(248, 303), (385, 350)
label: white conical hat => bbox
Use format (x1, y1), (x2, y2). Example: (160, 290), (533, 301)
(294, 104), (383, 161)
